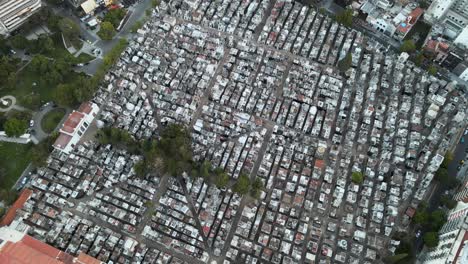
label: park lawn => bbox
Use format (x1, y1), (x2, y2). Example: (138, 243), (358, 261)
(41, 108), (66, 133)
(0, 142), (32, 190)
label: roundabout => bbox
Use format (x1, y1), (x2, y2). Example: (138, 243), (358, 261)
(0, 95), (17, 112)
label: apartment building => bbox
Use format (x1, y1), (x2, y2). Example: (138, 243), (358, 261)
(0, 0), (42, 36)
(422, 202), (468, 264)
(426, 0), (468, 41)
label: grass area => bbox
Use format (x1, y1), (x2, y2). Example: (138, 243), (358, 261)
(0, 142), (32, 190)
(41, 108), (66, 133)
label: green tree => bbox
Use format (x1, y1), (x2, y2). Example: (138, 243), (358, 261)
(103, 9), (127, 28)
(335, 9), (353, 27)
(338, 52), (352, 72)
(54, 83), (76, 107)
(0, 189), (18, 205)
(400, 40), (416, 53)
(423, 232), (439, 248)
(441, 152), (453, 169)
(4, 118), (28, 137)
(250, 177), (264, 198)
(30, 54), (50, 73)
(414, 52), (425, 66)
(233, 173), (250, 195)
(430, 210), (446, 230)
(419, 0), (430, 9)
(441, 195), (457, 209)
(0, 37), (9, 54)
(0, 56), (17, 87)
(215, 170), (229, 188)
(152, 0), (159, 7)
(200, 160), (211, 179)
(413, 209), (429, 225)
(97, 22), (116, 40)
(31, 132), (58, 167)
(351, 171), (364, 184)
(31, 35), (55, 54)
(9, 35), (30, 50)
(428, 64), (437, 75)
(59, 18), (81, 44)
(134, 160), (148, 178)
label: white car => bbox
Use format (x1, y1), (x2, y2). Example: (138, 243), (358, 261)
(29, 120), (34, 127)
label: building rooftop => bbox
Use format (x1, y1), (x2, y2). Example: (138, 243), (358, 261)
(0, 189), (32, 226)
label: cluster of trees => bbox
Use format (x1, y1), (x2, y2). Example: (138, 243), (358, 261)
(31, 132), (59, 167)
(103, 9), (127, 28)
(31, 55), (71, 85)
(351, 171), (364, 184)
(3, 111), (31, 137)
(232, 173), (263, 198)
(434, 152), (459, 189)
(98, 22), (116, 40)
(334, 9), (353, 27)
(56, 38), (128, 107)
(0, 55), (19, 89)
(99, 124), (263, 198)
(400, 41), (438, 76)
(413, 202), (446, 248)
(399, 40), (416, 53)
(384, 233), (415, 264)
(58, 17), (81, 48)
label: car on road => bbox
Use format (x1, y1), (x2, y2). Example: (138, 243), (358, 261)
(10, 49), (16, 55)
(29, 120), (34, 127)
(460, 159), (465, 165)
(77, 63), (84, 67)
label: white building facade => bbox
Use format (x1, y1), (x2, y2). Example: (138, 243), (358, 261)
(426, 0), (468, 41)
(0, 0), (42, 36)
(53, 102), (99, 154)
(422, 203), (468, 264)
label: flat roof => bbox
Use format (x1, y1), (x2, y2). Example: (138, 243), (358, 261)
(53, 134), (73, 150)
(62, 111), (85, 134)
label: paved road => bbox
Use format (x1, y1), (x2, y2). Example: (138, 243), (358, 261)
(30, 104), (70, 142)
(77, 0), (153, 75)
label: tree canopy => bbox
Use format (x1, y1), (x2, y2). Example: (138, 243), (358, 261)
(214, 169), (229, 189)
(423, 232), (439, 248)
(4, 118), (28, 137)
(0, 55), (18, 88)
(400, 40), (416, 53)
(98, 22), (116, 40)
(250, 177), (264, 198)
(103, 9), (127, 28)
(351, 171), (364, 184)
(59, 17), (81, 44)
(233, 173), (250, 195)
(334, 9), (353, 27)
(428, 65), (437, 76)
